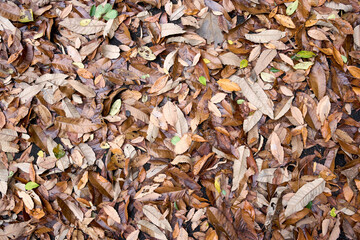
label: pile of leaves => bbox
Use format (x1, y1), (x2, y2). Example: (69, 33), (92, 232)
(0, 0), (360, 239)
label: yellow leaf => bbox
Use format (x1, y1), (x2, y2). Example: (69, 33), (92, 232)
(203, 58), (211, 64)
(37, 150), (44, 158)
(80, 19), (91, 26)
(227, 40), (234, 44)
(19, 9), (33, 23)
(217, 79), (241, 91)
(214, 175), (221, 193)
(274, 14), (296, 29)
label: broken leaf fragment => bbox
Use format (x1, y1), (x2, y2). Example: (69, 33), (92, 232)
(53, 144), (66, 159)
(198, 76), (207, 86)
(109, 99), (122, 116)
(25, 181), (39, 190)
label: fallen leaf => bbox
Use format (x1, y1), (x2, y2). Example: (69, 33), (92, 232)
(217, 78), (241, 91)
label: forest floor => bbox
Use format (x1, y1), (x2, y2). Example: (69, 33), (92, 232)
(0, 0), (360, 239)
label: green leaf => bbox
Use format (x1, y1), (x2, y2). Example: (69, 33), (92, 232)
(341, 55), (348, 63)
(286, 0), (299, 15)
(237, 99), (245, 104)
(53, 144), (66, 159)
(171, 136), (181, 145)
(174, 202), (179, 210)
(103, 3), (112, 13)
(293, 61), (314, 70)
(90, 5), (96, 17)
(270, 67), (280, 73)
(104, 9), (118, 20)
(296, 51), (316, 58)
(198, 76), (207, 86)
(109, 99), (122, 116)
(95, 5), (106, 18)
(305, 201), (313, 209)
(240, 59), (248, 69)
(330, 207), (337, 217)
(221, 189), (226, 196)
(25, 181), (39, 190)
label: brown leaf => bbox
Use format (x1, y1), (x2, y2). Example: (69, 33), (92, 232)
(54, 117), (102, 134)
(308, 62), (326, 99)
(88, 171), (114, 199)
(274, 14), (296, 28)
(217, 79), (241, 91)
(148, 75), (169, 93)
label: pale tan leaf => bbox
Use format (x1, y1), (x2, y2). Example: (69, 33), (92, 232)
(163, 102), (178, 127)
(307, 29), (328, 41)
(175, 105), (188, 136)
(196, 12), (224, 46)
(248, 45), (261, 62)
(0, 141), (19, 153)
(77, 143), (96, 167)
(254, 49), (277, 75)
(270, 132), (284, 163)
(230, 76), (274, 118)
(232, 146), (250, 191)
(126, 230), (140, 240)
(245, 30), (286, 43)
(66, 200), (84, 221)
(208, 101), (221, 117)
(329, 216), (340, 240)
(67, 46), (82, 62)
(210, 93), (227, 104)
(219, 52), (241, 66)
(274, 14), (295, 28)
(103, 17), (120, 38)
(164, 50), (178, 71)
(279, 53), (294, 66)
(354, 25), (360, 48)
(19, 85), (43, 104)
(35, 73), (68, 86)
(18, 191), (34, 210)
(243, 110), (262, 132)
(67, 80), (95, 98)
(62, 98), (81, 118)
(0, 221), (30, 240)
(274, 96), (294, 120)
(143, 205), (172, 232)
(290, 106), (304, 125)
(161, 23), (185, 37)
(177, 228), (188, 240)
(0, 129), (17, 141)
(174, 133), (192, 155)
(124, 104), (150, 124)
(137, 220), (167, 240)
(103, 205), (121, 224)
(316, 96), (331, 124)
(285, 178), (325, 217)
(59, 18), (106, 35)
(101, 45), (120, 59)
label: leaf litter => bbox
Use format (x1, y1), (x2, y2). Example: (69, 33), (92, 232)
(1, 0), (360, 239)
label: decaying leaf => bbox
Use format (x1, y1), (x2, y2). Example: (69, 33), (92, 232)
(59, 18), (106, 35)
(196, 12), (224, 46)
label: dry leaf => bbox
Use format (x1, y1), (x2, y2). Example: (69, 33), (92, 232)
(217, 79), (241, 91)
(59, 18), (106, 35)
(274, 14), (296, 28)
(245, 30), (286, 43)
(230, 76), (274, 119)
(285, 178), (325, 217)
